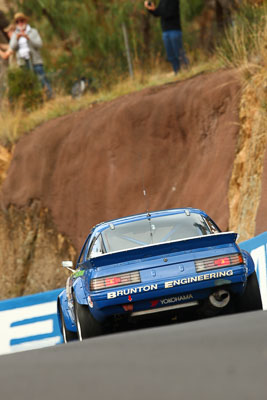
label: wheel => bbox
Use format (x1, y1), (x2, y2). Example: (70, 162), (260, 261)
(73, 294), (103, 340)
(237, 271), (263, 312)
(59, 303), (78, 343)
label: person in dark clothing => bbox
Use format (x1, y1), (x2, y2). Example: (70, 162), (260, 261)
(144, 0), (189, 74)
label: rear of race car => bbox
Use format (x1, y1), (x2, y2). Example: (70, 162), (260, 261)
(86, 232), (261, 323)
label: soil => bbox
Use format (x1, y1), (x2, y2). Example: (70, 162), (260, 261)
(1, 69), (242, 252)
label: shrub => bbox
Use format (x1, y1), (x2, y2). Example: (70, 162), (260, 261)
(7, 67), (43, 110)
(216, 2), (267, 68)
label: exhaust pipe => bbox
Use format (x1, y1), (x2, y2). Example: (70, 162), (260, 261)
(209, 290), (230, 308)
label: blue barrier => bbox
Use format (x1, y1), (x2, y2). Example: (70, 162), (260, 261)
(0, 288), (63, 355)
(0, 232), (266, 356)
(239, 231), (267, 309)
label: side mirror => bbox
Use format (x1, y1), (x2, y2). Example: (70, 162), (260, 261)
(62, 261), (75, 272)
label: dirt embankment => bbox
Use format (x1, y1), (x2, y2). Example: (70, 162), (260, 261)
(229, 73), (267, 241)
(0, 69), (266, 299)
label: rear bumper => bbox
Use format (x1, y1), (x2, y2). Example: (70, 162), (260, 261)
(89, 265), (247, 321)
(131, 300), (199, 317)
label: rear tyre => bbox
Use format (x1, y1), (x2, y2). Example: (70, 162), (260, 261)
(237, 271), (262, 312)
(73, 294), (103, 340)
(59, 303), (78, 343)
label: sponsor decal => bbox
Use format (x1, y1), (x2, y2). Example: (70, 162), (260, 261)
(164, 270), (234, 289)
(106, 270), (234, 299)
(0, 289), (63, 356)
(107, 284), (158, 299)
(150, 300), (160, 308)
(160, 294), (193, 305)
(72, 270), (85, 278)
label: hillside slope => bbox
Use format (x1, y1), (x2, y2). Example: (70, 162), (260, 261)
(0, 69), (265, 298)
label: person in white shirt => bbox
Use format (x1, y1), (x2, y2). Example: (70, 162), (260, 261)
(9, 12), (52, 98)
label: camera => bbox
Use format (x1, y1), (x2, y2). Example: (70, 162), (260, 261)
(148, 1), (152, 6)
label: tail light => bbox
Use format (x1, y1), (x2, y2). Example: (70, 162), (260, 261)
(195, 253), (243, 273)
(90, 271), (141, 291)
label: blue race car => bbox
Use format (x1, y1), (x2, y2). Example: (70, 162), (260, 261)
(57, 208), (262, 342)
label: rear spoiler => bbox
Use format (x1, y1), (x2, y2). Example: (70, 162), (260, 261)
(86, 232), (238, 268)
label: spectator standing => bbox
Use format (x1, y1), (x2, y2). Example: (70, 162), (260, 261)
(9, 12), (52, 98)
(144, 0), (189, 74)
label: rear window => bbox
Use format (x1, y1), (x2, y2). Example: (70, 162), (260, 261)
(102, 213), (218, 253)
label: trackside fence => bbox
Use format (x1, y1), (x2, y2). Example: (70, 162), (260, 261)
(0, 289), (62, 356)
(0, 232), (266, 356)
(239, 231), (267, 310)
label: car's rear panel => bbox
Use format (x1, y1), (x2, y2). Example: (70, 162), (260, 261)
(87, 232), (248, 320)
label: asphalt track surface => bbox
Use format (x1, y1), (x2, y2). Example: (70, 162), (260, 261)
(0, 311), (266, 400)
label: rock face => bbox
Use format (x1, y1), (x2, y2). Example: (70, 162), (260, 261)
(228, 72), (267, 242)
(0, 202), (76, 298)
(0, 145), (11, 186)
(0, 69), (247, 298)
(256, 148), (267, 236)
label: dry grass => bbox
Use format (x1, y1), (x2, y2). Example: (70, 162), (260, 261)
(0, 94), (97, 146)
(217, 4), (267, 73)
(1, 2), (265, 148)
(0, 103), (24, 146)
(0, 59), (220, 146)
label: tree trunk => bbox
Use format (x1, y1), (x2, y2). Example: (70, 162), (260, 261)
(141, 12), (151, 61)
(0, 10), (9, 41)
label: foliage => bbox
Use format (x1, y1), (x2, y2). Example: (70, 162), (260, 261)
(217, 1), (267, 67)
(181, 0), (204, 24)
(4, 0), (206, 91)
(0, 0), (266, 149)
(7, 67), (43, 110)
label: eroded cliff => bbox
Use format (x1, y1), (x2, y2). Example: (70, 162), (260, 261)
(228, 71), (267, 241)
(0, 69), (266, 299)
